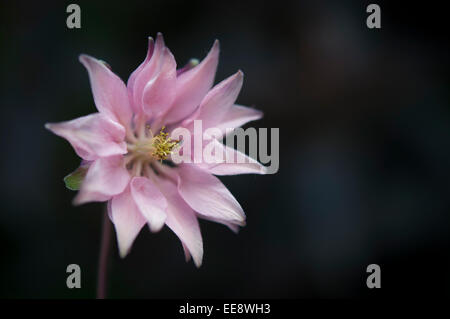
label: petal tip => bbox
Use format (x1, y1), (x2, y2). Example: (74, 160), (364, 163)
(156, 32), (165, 45)
(72, 194), (84, 206)
(212, 39), (220, 50)
(193, 255), (203, 268)
(146, 37), (155, 57)
(78, 54), (91, 65)
(259, 165), (268, 174)
(79, 54), (111, 70)
(79, 54), (97, 70)
(119, 248), (129, 258)
(148, 222), (165, 233)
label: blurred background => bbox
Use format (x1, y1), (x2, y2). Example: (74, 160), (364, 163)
(1, 0), (449, 298)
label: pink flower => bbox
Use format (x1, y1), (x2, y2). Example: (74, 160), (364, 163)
(45, 34), (265, 267)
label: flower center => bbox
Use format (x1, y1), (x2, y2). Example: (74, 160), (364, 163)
(149, 126), (180, 161)
(127, 126), (179, 163)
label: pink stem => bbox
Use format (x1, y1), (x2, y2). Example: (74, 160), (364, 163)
(96, 207), (112, 299)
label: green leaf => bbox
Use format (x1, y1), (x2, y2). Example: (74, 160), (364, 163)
(64, 166), (88, 191)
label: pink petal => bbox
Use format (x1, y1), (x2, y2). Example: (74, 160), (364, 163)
(127, 37), (155, 114)
(164, 40), (220, 124)
(109, 185), (147, 257)
(198, 138), (267, 175)
(182, 243), (191, 262)
(155, 175), (203, 267)
(183, 71), (244, 130)
(79, 55), (132, 127)
(45, 113), (127, 161)
(176, 163), (246, 227)
(142, 47), (177, 118)
(73, 155), (130, 205)
(216, 104), (263, 137)
(130, 177), (167, 232)
(131, 33), (165, 117)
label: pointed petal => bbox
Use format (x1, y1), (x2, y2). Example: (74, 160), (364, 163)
(109, 185), (147, 257)
(198, 138), (267, 175)
(79, 55), (132, 127)
(142, 47), (177, 118)
(127, 37), (155, 113)
(183, 71), (244, 130)
(131, 33), (166, 116)
(176, 164), (246, 226)
(164, 40), (220, 124)
(155, 174), (203, 267)
(182, 242), (192, 262)
(130, 176), (167, 232)
(73, 155), (130, 205)
(216, 104), (263, 136)
(45, 113), (126, 161)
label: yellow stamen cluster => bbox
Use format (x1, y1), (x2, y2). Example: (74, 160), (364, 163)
(150, 126), (179, 161)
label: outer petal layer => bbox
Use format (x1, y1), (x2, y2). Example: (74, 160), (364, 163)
(109, 186), (147, 257)
(154, 173), (203, 267)
(74, 155), (130, 205)
(176, 164), (246, 226)
(45, 113), (126, 161)
(164, 40), (220, 124)
(183, 71), (243, 130)
(79, 55), (132, 127)
(130, 177), (167, 232)
(199, 138), (267, 175)
(216, 104), (263, 137)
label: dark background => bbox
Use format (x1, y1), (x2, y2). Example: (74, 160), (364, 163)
(1, 0), (449, 298)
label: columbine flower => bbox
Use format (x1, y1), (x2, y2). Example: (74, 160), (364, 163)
(45, 34), (265, 267)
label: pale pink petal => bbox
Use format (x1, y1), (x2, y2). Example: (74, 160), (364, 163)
(198, 138), (267, 175)
(45, 113), (126, 161)
(130, 177), (167, 232)
(155, 175), (203, 267)
(164, 40), (220, 124)
(127, 37), (155, 114)
(142, 47), (177, 118)
(182, 243), (191, 262)
(183, 71), (244, 130)
(73, 155), (130, 205)
(216, 104), (263, 137)
(176, 163), (246, 226)
(79, 55), (132, 127)
(131, 33), (165, 116)
(109, 185), (147, 257)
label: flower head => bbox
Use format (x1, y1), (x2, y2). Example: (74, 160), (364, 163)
(46, 33), (265, 267)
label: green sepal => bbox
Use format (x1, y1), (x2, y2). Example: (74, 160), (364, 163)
(64, 166), (88, 191)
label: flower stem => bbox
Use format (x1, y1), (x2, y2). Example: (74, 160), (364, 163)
(96, 207), (112, 299)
